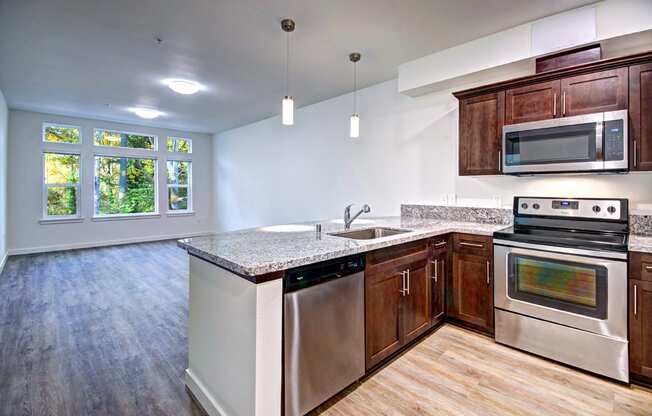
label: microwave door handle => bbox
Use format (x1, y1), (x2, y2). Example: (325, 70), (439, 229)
(596, 121), (604, 162)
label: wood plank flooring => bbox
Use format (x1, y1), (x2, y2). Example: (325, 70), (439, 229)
(1, 241), (651, 415)
(0, 241), (203, 416)
(316, 325), (652, 416)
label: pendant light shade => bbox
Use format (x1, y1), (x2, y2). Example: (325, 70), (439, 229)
(282, 96), (294, 126)
(349, 52), (361, 138)
(350, 114), (360, 138)
(281, 19), (295, 126)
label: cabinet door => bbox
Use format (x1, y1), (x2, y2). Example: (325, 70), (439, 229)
(505, 80), (560, 124)
(630, 63), (652, 171)
(365, 264), (403, 370)
(430, 250), (447, 326)
(402, 258), (431, 345)
(630, 280), (652, 381)
(459, 91), (505, 176)
(448, 252), (494, 333)
(560, 68), (628, 117)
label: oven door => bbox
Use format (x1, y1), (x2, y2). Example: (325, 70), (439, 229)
(503, 112), (604, 173)
(494, 242), (627, 340)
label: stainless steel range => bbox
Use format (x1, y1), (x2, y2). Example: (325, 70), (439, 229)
(493, 197), (629, 382)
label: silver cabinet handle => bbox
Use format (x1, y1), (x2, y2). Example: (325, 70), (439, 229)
(562, 91), (566, 116)
(553, 92), (557, 117)
(406, 269), (410, 295)
(645, 265), (652, 272)
(398, 271), (406, 296)
(432, 260), (438, 282)
(486, 261), (490, 285)
(498, 150), (502, 172)
(434, 241), (447, 248)
(460, 242), (483, 248)
(634, 140), (638, 168)
(634, 284), (638, 317)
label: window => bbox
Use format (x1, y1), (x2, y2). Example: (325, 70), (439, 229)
(43, 152), (80, 218)
(94, 156), (157, 216)
(167, 137), (192, 153)
(43, 123), (81, 144)
(167, 160), (191, 211)
(94, 129), (157, 150)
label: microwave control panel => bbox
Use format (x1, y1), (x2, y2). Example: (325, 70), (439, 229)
(603, 119), (624, 162)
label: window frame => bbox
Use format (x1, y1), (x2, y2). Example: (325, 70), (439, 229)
(93, 128), (159, 151)
(42, 122), (82, 145)
(42, 151), (82, 221)
(166, 159), (193, 213)
(167, 136), (193, 154)
(92, 154), (160, 219)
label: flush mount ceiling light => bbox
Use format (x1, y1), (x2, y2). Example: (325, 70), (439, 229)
(349, 52), (361, 138)
(281, 18), (295, 126)
(167, 79), (201, 95)
(132, 108), (163, 119)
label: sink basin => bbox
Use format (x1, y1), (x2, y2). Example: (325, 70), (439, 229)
(329, 227), (411, 240)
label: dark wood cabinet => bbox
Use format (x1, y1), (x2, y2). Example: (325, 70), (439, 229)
(505, 80), (560, 124)
(458, 91), (504, 176)
(365, 242), (430, 370)
(447, 234), (493, 334)
(560, 67), (628, 117)
(630, 63), (652, 171)
(430, 237), (449, 327)
(629, 252), (652, 384)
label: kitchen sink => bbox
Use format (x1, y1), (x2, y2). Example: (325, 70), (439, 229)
(329, 227), (411, 240)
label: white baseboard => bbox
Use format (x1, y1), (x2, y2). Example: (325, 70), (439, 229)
(185, 368), (229, 416)
(7, 231), (216, 256)
(0, 251), (7, 275)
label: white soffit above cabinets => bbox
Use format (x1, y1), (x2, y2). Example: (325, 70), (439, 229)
(399, 0), (652, 97)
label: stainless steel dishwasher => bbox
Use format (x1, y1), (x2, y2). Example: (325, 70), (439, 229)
(284, 255), (365, 416)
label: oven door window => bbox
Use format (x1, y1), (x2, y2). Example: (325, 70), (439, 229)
(507, 254), (607, 319)
(505, 123), (597, 166)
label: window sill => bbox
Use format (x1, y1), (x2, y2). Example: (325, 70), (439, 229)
(167, 210), (195, 217)
(92, 213), (161, 222)
(40, 217), (84, 225)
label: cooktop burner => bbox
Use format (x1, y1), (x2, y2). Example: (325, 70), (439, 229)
(494, 197), (629, 253)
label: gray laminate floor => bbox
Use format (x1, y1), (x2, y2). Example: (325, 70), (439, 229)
(0, 241), (204, 416)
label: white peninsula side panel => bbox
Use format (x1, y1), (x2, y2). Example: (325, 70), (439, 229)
(185, 255), (283, 416)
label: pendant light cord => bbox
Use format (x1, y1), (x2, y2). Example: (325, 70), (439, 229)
(353, 60), (357, 114)
(285, 32), (290, 96)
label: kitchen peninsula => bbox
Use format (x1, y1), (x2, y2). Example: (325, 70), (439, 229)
(178, 206), (511, 416)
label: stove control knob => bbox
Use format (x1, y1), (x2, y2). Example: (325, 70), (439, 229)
(592, 205), (601, 213)
(521, 203), (529, 210)
(532, 203), (540, 210)
(607, 206), (617, 214)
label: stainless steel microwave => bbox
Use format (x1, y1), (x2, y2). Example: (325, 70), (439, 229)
(502, 110), (628, 174)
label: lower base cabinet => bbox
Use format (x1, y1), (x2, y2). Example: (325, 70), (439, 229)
(430, 236), (449, 327)
(447, 234), (494, 334)
(630, 252), (652, 384)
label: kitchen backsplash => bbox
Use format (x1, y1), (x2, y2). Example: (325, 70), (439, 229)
(401, 204), (512, 225)
(630, 212), (652, 236)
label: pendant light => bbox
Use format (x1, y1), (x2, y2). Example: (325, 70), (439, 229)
(349, 52), (361, 138)
(281, 18), (295, 126)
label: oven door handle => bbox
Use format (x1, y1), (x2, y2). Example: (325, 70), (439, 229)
(492, 239), (627, 261)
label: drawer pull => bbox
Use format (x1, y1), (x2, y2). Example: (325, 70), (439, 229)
(645, 265), (652, 272)
(634, 284), (638, 317)
(434, 241), (447, 248)
(460, 242), (484, 248)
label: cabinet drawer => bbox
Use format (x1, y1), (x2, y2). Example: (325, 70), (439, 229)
(367, 240), (428, 267)
(630, 252), (652, 282)
(453, 234), (492, 256)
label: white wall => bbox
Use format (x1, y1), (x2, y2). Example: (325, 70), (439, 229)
(214, 75), (652, 232)
(7, 110), (214, 254)
(0, 89), (8, 266)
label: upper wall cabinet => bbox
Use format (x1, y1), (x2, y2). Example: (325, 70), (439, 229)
(505, 80), (560, 124)
(560, 68), (628, 117)
(630, 63), (652, 171)
(458, 91), (504, 176)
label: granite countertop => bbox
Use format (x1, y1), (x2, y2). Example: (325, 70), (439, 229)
(179, 216), (509, 278)
(629, 235), (652, 254)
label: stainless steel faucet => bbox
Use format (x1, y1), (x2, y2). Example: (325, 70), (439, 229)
(344, 204), (371, 229)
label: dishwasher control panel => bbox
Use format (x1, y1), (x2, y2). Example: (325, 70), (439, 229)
(285, 255), (365, 292)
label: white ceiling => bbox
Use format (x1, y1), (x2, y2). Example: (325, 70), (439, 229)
(0, 0), (595, 134)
